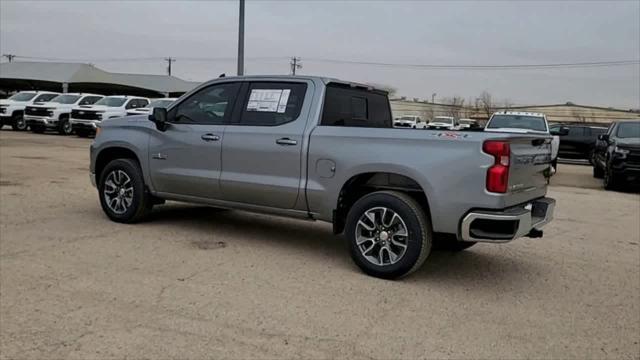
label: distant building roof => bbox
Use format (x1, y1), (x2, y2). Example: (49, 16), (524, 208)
(0, 61), (200, 95)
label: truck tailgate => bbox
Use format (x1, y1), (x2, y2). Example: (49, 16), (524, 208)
(508, 136), (552, 194)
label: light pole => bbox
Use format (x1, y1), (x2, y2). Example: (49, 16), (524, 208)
(431, 93), (436, 103)
(237, 0), (245, 76)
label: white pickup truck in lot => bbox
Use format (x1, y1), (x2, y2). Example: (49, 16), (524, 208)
(485, 111), (562, 168)
(24, 93), (104, 135)
(70, 95), (149, 137)
(0, 91), (60, 130)
(90, 75), (556, 279)
(393, 115), (427, 129)
(427, 116), (456, 130)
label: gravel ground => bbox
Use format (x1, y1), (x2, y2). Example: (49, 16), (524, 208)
(1, 130), (639, 359)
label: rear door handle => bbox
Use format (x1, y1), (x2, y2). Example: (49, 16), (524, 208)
(201, 134), (220, 142)
(276, 138), (297, 146)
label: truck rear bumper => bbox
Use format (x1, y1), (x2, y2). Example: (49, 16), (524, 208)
(460, 197), (555, 243)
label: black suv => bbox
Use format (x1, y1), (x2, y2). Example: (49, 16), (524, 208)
(592, 121), (640, 190)
(550, 124), (607, 162)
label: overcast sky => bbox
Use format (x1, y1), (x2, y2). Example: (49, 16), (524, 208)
(1, 0), (639, 108)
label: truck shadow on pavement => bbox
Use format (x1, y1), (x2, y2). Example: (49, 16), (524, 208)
(145, 204), (547, 287)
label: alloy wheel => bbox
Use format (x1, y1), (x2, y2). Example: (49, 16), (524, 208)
(103, 170), (134, 214)
(355, 207), (409, 266)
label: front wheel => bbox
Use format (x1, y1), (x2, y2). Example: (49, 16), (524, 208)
(58, 116), (73, 135)
(604, 165), (618, 190)
(345, 191), (432, 279)
(11, 114), (27, 131)
(98, 159), (153, 223)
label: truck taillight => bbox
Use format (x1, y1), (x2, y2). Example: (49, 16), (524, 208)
(483, 140), (510, 193)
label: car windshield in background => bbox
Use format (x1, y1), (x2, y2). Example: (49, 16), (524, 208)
(148, 99), (174, 108)
(616, 122), (640, 138)
(94, 97), (127, 107)
(487, 115), (547, 131)
(51, 94), (81, 104)
(8, 92), (37, 101)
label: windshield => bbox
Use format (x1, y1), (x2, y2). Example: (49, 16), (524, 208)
(94, 97), (127, 107)
(51, 94), (81, 104)
(433, 117), (454, 124)
(459, 119), (475, 124)
(616, 122), (640, 138)
(8, 92), (37, 101)
(148, 99), (174, 108)
(487, 115), (547, 132)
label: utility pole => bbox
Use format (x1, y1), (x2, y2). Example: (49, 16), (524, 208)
(2, 54), (16, 63)
(431, 93), (436, 103)
(237, 0), (245, 76)
(164, 57), (176, 76)
(290, 57), (302, 75)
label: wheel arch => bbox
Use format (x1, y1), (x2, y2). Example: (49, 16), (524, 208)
(333, 171), (432, 235)
(95, 146), (142, 184)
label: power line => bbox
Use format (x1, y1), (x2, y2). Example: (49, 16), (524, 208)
(303, 58), (640, 70)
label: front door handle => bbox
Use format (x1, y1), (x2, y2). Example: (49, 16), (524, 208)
(276, 138), (297, 146)
(201, 133), (220, 142)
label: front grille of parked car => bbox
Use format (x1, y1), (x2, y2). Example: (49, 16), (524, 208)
(71, 109), (101, 120)
(626, 149), (640, 165)
(25, 106), (52, 117)
(0, 106), (6, 114)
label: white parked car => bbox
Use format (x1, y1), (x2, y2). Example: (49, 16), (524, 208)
(457, 118), (479, 130)
(393, 115), (427, 129)
(484, 111), (561, 168)
(0, 91), (60, 131)
(427, 116), (456, 130)
(70, 95), (149, 137)
(126, 98), (177, 116)
(24, 93), (103, 135)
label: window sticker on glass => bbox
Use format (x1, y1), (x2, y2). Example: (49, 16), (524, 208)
(247, 89), (290, 113)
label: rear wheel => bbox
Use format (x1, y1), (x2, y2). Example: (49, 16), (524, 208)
(11, 114), (26, 131)
(58, 115), (73, 135)
(98, 158), (153, 223)
(345, 191), (432, 279)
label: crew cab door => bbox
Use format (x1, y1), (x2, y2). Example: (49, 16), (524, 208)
(220, 81), (313, 209)
(148, 82), (240, 199)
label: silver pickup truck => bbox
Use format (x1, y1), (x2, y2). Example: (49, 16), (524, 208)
(90, 75), (555, 279)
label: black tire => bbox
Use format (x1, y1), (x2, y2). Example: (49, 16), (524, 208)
(58, 115), (73, 135)
(345, 190), (432, 279)
(593, 164), (604, 178)
(31, 125), (45, 134)
(75, 129), (91, 138)
(604, 165), (618, 190)
(98, 158), (153, 223)
(11, 114), (26, 131)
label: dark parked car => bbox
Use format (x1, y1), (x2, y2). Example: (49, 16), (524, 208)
(550, 124), (607, 162)
(592, 121), (640, 190)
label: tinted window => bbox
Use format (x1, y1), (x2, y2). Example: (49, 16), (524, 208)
(321, 84), (391, 128)
(95, 97), (127, 107)
(125, 99), (138, 109)
(237, 82), (307, 126)
(34, 94), (58, 102)
(51, 94), (81, 104)
(589, 127), (607, 136)
(568, 127), (585, 136)
(9, 92), (37, 101)
(138, 99), (149, 108)
(616, 122), (640, 138)
(79, 96), (102, 106)
(173, 83), (240, 125)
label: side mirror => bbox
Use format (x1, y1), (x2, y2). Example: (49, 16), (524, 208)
(150, 107), (168, 131)
(598, 134), (609, 141)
